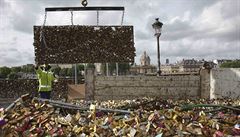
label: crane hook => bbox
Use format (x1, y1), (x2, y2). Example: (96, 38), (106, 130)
(82, 0), (88, 7)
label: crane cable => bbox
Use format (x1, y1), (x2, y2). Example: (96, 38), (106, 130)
(40, 11), (48, 48)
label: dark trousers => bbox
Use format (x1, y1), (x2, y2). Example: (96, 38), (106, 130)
(39, 91), (51, 99)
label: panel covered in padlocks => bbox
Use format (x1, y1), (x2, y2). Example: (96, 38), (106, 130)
(34, 26), (135, 64)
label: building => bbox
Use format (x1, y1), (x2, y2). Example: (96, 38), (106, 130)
(140, 51), (151, 66)
(166, 59), (169, 64)
(161, 64), (180, 74)
(177, 59), (204, 72)
(130, 51), (157, 75)
(160, 59), (181, 74)
(161, 59), (216, 74)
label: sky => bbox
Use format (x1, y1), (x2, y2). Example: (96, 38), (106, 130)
(0, 0), (239, 67)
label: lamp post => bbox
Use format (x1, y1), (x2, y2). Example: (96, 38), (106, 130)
(152, 18), (163, 76)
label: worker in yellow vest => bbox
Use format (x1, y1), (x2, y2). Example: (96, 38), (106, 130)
(35, 64), (57, 99)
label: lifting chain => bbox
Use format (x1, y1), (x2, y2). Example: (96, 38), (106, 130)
(40, 11), (47, 42)
(121, 10), (125, 26)
(81, 0), (88, 7)
(97, 10), (99, 26)
(40, 11), (48, 50)
(42, 11), (47, 27)
(70, 10), (74, 25)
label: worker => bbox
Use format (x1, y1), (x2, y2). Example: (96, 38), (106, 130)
(35, 64), (57, 99)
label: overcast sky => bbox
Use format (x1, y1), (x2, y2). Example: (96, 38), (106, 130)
(0, 0), (239, 67)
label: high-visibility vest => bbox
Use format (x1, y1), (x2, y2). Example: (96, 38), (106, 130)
(36, 68), (55, 92)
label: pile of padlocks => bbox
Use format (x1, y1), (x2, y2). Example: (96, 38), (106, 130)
(1, 96), (239, 136)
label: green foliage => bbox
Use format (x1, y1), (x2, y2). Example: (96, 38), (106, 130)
(22, 65), (34, 73)
(119, 63), (130, 74)
(220, 60), (240, 68)
(11, 66), (21, 73)
(67, 68), (73, 77)
(51, 66), (61, 76)
(77, 64), (85, 71)
(86, 63), (95, 69)
(59, 68), (74, 77)
(77, 64), (85, 76)
(100, 64), (106, 75)
(109, 63), (116, 74)
(7, 72), (18, 79)
(59, 68), (68, 77)
(0, 66), (11, 78)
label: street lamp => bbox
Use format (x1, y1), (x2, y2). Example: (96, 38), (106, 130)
(152, 18), (163, 76)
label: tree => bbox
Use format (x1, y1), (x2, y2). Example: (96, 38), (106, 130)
(67, 68), (73, 77)
(11, 66), (21, 73)
(109, 63), (116, 74)
(100, 63), (106, 75)
(220, 60), (240, 68)
(8, 72), (18, 79)
(22, 65), (34, 73)
(51, 66), (61, 76)
(0, 66), (11, 78)
(77, 64), (85, 76)
(59, 68), (68, 77)
(86, 63), (95, 69)
(77, 64), (85, 71)
(119, 63), (130, 74)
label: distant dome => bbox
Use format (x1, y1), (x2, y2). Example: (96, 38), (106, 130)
(140, 51), (151, 66)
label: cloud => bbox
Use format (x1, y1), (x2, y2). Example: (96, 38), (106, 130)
(0, 30), (34, 67)
(220, 0), (240, 19)
(0, 48), (34, 67)
(191, 0), (240, 42)
(0, 47), (21, 66)
(3, 0), (40, 33)
(0, 0), (239, 66)
(162, 16), (196, 41)
(5, 0), (83, 33)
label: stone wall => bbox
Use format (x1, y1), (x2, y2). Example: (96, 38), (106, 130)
(0, 79), (73, 100)
(94, 75), (200, 100)
(2, 68), (239, 101)
(210, 68), (240, 99)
